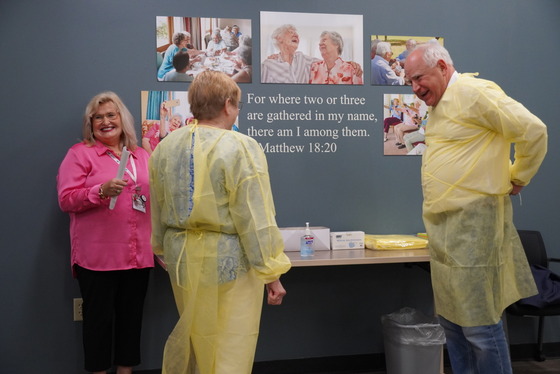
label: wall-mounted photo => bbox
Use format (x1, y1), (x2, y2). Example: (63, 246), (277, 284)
(156, 16), (252, 83)
(370, 35), (444, 86)
(140, 91), (192, 155)
(140, 90), (241, 155)
(382, 94), (428, 156)
(260, 11), (363, 85)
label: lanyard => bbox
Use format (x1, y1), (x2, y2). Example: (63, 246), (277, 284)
(107, 151), (137, 185)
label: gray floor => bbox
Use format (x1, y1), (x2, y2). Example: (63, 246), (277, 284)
(365, 359), (560, 374)
(139, 359), (560, 373)
(511, 359), (560, 374)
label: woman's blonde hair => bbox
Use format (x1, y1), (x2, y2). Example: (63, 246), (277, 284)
(188, 71), (240, 120)
(82, 91), (138, 150)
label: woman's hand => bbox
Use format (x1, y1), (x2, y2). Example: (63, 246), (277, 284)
(510, 183), (524, 195)
(160, 103), (169, 120)
(266, 279), (287, 305)
(159, 104), (170, 139)
(101, 178), (128, 198)
(267, 53), (280, 60)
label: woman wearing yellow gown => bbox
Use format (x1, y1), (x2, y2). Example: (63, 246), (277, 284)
(149, 70), (291, 374)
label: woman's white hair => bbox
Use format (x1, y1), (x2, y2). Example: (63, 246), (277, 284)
(237, 46), (252, 65)
(271, 24), (297, 49)
(320, 31), (344, 55)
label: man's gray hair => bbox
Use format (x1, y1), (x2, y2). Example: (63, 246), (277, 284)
(375, 42), (391, 57)
(418, 43), (454, 67)
(406, 39), (417, 48)
(376, 42), (392, 56)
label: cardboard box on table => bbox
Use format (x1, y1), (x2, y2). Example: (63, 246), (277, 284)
(279, 226), (331, 251)
(330, 231), (365, 250)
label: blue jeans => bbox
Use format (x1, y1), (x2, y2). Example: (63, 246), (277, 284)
(439, 316), (512, 374)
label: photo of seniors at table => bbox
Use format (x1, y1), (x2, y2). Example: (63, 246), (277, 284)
(156, 16), (252, 83)
(260, 11), (363, 85)
(382, 94), (429, 156)
(370, 35), (444, 86)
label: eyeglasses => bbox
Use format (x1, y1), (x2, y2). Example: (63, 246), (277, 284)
(227, 98), (243, 111)
(92, 112), (119, 123)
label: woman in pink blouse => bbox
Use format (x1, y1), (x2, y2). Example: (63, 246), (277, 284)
(309, 31), (363, 85)
(57, 92), (153, 374)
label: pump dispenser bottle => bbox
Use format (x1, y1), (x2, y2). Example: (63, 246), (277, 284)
(300, 222), (314, 257)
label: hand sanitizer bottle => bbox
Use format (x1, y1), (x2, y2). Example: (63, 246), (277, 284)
(300, 222), (314, 257)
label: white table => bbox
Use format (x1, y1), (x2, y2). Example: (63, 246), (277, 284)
(286, 248), (430, 267)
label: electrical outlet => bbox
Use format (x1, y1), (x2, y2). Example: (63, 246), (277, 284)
(73, 298), (83, 321)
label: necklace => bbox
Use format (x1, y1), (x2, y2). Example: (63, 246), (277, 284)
(110, 147), (122, 157)
(105, 143), (123, 157)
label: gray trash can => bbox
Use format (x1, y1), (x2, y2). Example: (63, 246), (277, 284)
(381, 307), (446, 374)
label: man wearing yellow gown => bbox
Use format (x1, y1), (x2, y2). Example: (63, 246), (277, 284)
(406, 43), (547, 374)
(149, 71), (291, 373)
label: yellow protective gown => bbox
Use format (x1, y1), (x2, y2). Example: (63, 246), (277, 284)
(422, 73), (547, 327)
(149, 123), (291, 374)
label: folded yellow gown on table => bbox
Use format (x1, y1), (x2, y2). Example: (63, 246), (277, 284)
(365, 234), (428, 250)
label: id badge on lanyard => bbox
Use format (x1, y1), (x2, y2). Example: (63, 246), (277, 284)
(132, 187), (147, 213)
(107, 151), (147, 213)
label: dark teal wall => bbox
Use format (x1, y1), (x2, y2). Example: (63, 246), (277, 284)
(1, 0), (559, 371)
